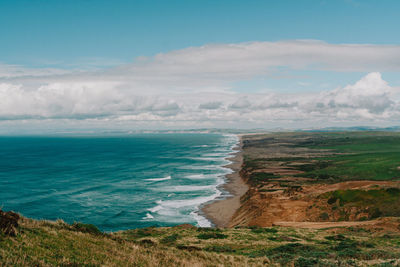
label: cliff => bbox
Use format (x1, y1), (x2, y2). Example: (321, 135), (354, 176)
(229, 132), (400, 230)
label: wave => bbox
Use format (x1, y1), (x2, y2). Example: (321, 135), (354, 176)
(201, 152), (227, 157)
(190, 209), (212, 227)
(179, 165), (228, 171)
(155, 185), (216, 192)
(147, 190), (222, 217)
(188, 157), (226, 162)
(145, 176), (171, 182)
(186, 173), (219, 180)
(146, 134), (239, 227)
(143, 213), (154, 219)
(147, 200), (163, 212)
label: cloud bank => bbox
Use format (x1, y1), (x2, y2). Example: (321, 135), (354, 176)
(1, 40), (399, 129)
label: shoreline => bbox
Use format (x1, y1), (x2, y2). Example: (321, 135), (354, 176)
(201, 135), (248, 227)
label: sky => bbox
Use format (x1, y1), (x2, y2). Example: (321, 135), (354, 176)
(0, 0), (400, 132)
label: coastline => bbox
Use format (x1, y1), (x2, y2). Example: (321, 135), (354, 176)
(201, 135), (248, 227)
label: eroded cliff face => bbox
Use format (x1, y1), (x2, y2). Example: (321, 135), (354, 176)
(229, 178), (400, 227)
(228, 133), (400, 228)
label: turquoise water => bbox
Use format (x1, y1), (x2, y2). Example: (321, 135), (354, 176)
(0, 133), (238, 231)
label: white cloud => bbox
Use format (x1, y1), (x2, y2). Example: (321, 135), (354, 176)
(116, 40), (400, 85)
(319, 72), (394, 114)
(229, 97), (251, 109)
(0, 72), (398, 127)
(1, 40), (400, 129)
(198, 101), (223, 110)
(0, 63), (73, 78)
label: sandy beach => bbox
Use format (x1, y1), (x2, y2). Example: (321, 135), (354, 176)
(202, 136), (248, 227)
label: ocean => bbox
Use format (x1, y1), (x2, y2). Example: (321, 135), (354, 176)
(0, 133), (238, 231)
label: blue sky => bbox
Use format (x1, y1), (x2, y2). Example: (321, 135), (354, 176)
(0, 0), (399, 131)
(1, 0), (399, 67)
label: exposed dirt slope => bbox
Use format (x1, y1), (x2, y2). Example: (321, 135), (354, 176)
(229, 132), (400, 231)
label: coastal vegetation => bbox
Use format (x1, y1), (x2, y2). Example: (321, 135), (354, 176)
(1, 214), (400, 266)
(242, 132), (400, 183)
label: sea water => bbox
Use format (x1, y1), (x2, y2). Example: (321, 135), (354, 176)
(0, 133), (238, 231)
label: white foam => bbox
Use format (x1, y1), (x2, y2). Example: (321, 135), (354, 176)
(143, 213), (154, 219)
(156, 185), (216, 192)
(186, 174), (215, 180)
(144, 134), (240, 227)
(146, 190), (222, 217)
(145, 176), (171, 182)
(190, 157), (226, 162)
(165, 190), (220, 208)
(179, 165), (227, 170)
(191, 210), (212, 227)
(202, 152), (226, 157)
(147, 200), (163, 212)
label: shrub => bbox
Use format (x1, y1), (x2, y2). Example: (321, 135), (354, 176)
(139, 239), (156, 246)
(268, 235), (298, 242)
(336, 248), (362, 259)
(269, 243), (311, 254)
(197, 232), (228, 240)
(205, 245), (236, 253)
(130, 227), (157, 238)
(197, 227), (221, 232)
(160, 234), (179, 244)
(249, 172), (280, 185)
(325, 234), (347, 241)
(250, 227), (278, 234)
(370, 208), (382, 219)
(72, 222), (102, 235)
(295, 257), (320, 267)
(320, 212), (329, 220)
(176, 245), (202, 251)
(335, 240), (359, 251)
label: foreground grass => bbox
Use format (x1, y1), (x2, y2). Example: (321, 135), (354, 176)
(1, 217), (400, 266)
(0, 218), (267, 266)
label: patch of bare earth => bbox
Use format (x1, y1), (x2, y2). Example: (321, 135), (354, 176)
(273, 217), (400, 231)
(230, 179), (400, 229)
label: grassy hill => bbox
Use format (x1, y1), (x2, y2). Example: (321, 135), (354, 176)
(1, 214), (400, 266)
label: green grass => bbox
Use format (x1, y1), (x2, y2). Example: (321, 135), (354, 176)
(197, 232), (228, 240)
(250, 227), (278, 234)
(301, 152), (400, 181)
(296, 132), (400, 182)
(248, 172), (281, 185)
(322, 188), (400, 218)
(160, 233), (179, 244)
(244, 132), (400, 183)
(242, 132), (400, 186)
(2, 216), (400, 266)
(327, 188), (400, 205)
(72, 222), (103, 235)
